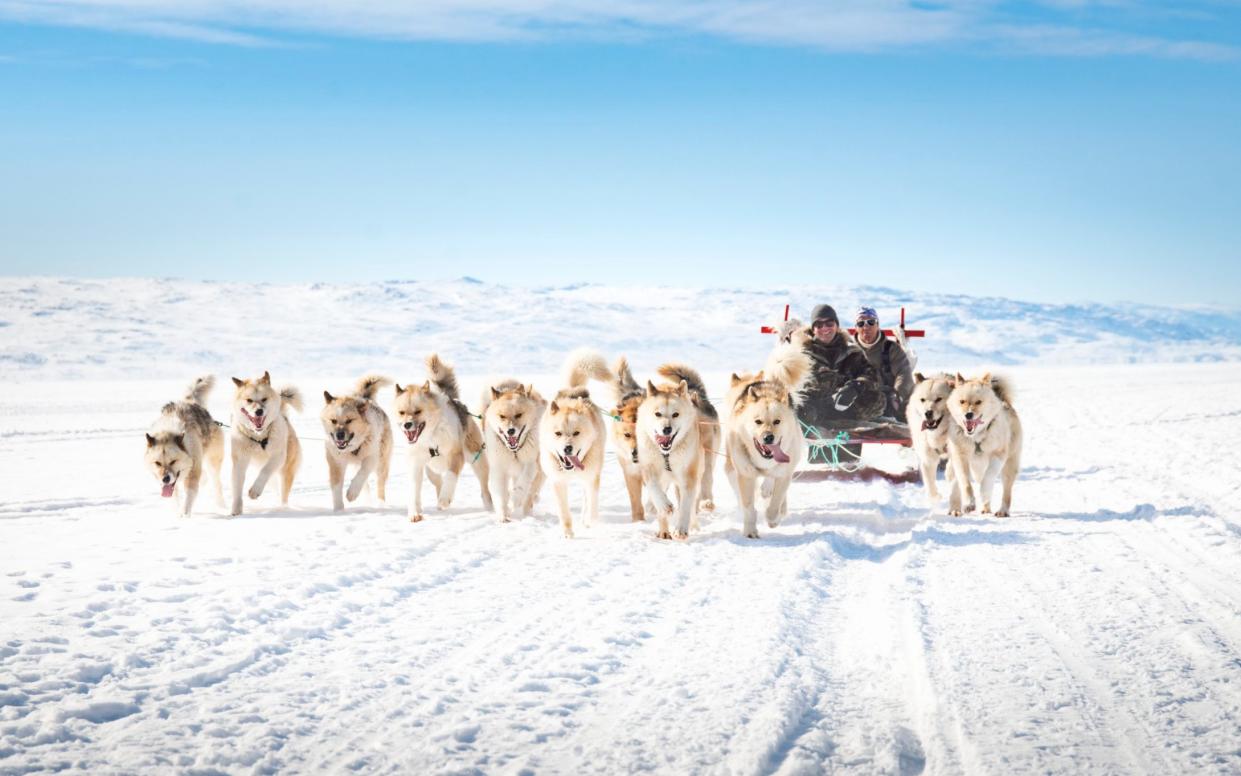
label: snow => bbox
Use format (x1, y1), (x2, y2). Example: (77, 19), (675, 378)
(2, 279), (1241, 774)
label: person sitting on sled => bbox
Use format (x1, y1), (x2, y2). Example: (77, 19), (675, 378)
(851, 306), (914, 418)
(781, 303), (886, 428)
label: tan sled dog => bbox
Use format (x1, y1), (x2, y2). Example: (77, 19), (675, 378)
(946, 373), (1023, 517)
(656, 363), (719, 513)
(321, 375), (393, 511)
(608, 356), (653, 522)
(481, 379), (547, 522)
(637, 363), (715, 540)
(144, 375), (224, 517)
(230, 371), (303, 516)
(723, 345), (811, 539)
(394, 354), (492, 523)
(906, 372), (958, 504)
(539, 349), (613, 537)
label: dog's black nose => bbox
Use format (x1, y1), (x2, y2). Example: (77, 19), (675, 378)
(964, 412), (974, 420)
(763, 433), (775, 445)
(507, 427), (516, 436)
(662, 425), (672, 435)
(925, 410), (935, 420)
(254, 407), (264, 417)
(335, 430), (347, 439)
(563, 445), (573, 455)
(162, 474), (171, 484)
(403, 421), (413, 430)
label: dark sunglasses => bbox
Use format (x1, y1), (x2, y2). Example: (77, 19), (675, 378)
(855, 319), (879, 328)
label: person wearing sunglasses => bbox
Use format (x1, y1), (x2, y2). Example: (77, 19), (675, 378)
(792, 304), (886, 429)
(851, 306), (914, 419)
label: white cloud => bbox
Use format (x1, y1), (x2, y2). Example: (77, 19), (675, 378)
(0, 0), (1234, 58)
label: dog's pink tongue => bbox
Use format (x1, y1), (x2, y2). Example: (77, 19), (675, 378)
(966, 418), (982, 433)
(656, 435), (671, 446)
(768, 442), (791, 464)
(566, 454), (583, 469)
(161, 483), (175, 498)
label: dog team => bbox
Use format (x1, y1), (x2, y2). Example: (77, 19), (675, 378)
(145, 329), (1021, 537)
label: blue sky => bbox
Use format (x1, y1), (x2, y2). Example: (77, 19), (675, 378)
(1, 1), (1239, 305)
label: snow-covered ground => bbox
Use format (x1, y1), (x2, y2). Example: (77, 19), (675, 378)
(3, 279), (1241, 774)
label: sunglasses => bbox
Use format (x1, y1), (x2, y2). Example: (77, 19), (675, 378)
(855, 319), (879, 328)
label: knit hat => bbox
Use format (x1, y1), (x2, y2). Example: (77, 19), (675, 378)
(810, 304), (838, 325)
(855, 306), (879, 323)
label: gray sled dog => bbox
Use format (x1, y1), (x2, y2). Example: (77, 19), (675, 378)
(906, 372), (958, 504)
(539, 348), (614, 538)
(723, 343), (812, 539)
(144, 375), (225, 517)
(608, 356), (653, 522)
(394, 354), (492, 523)
(480, 379), (547, 522)
(636, 363), (718, 540)
(946, 373), (1023, 517)
(230, 371), (303, 515)
(321, 375), (394, 511)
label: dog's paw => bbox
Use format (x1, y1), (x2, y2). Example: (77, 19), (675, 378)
(948, 508), (962, 517)
(982, 503), (992, 514)
(673, 530), (689, 541)
(655, 530), (672, 540)
(766, 515), (781, 529)
(698, 499), (715, 513)
(631, 513), (646, 523)
(409, 513), (424, 523)
(247, 484), (263, 500)
(563, 526), (575, 539)
(346, 486), (363, 502)
(994, 509), (1010, 518)
(745, 530), (760, 540)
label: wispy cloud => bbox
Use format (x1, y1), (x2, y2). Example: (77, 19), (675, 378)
(0, 0), (1235, 59)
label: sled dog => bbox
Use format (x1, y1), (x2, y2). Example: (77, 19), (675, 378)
(906, 372), (958, 503)
(144, 375), (224, 517)
(946, 373), (1022, 517)
(539, 349), (613, 537)
(230, 371), (303, 515)
(321, 375), (394, 511)
(723, 343), (811, 539)
(637, 362), (717, 540)
(394, 354), (492, 522)
(481, 379), (547, 522)
(609, 357), (653, 522)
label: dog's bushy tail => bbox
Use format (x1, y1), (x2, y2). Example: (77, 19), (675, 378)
(657, 362), (718, 419)
(280, 385), (304, 413)
(184, 375), (215, 405)
(353, 374), (393, 401)
(989, 374), (1016, 406)
(611, 356), (645, 405)
(560, 348), (613, 389)
(763, 343), (812, 405)
(426, 354), (459, 400)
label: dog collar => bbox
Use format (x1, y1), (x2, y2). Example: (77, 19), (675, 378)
(239, 427), (269, 450)
(429, 447), (439, 458)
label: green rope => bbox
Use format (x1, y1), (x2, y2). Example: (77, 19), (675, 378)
(799, 421), (863, 471)
(472, 444), (484, 463)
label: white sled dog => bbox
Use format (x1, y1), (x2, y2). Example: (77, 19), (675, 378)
(230, 371), (303, 516)
(144, 375), (225, 517)
(906, 372), (958, 504)
(539, 348), (614, 538)
(723, 343), (811, 539)
(481, 379), (547, 522)
(946, 373), (1023, 517)
(394, 354), (492, 523)
(608, 357), (654, 522)
(636, 363), (718, 540)
(321, 375), (394, 511)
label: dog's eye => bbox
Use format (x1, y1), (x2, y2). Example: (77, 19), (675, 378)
(754, 419), (762, 425)
(573, 431), (580, 436)
(414, 410), (421, 416)
(624, 433), (632, 438)
(655, 411), (662, 418)
(555, 431), (562, 437)
(773, 419), (780, 425)
(515, 413), (522, 420)
(672, 412), (679, 418)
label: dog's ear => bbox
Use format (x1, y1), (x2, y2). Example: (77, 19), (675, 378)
(955, 372), (966, 384)
(422, 380), (432, 393)
(730, 373), (742, 386)
(323, 390), (335, 404)
(525, 383), (536, 397)
(549, 400), (559, 415)
(260, 371), (271, 385)
(677, 379), (689, 397)
(755, 370), (764, 382)
(394, 383), (403, 394)
(647, 380), (659, 395)
(914, 372), (925, 384)
(172, 434), (186, 452)
(981, 372), (992, 385)
(146, 433), (157, 447)
(231, 377), (244, 388)
(491, 386), (502, 400)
